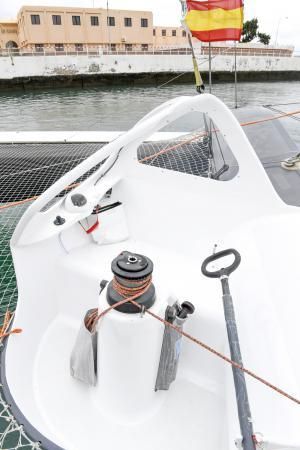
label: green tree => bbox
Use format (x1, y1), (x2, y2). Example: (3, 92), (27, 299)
(241, 18), (271, 45)
(241, 18), (258, 43)
(257, 32), (271, 45)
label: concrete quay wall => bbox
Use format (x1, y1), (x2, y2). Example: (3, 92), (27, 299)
(1, 53), (300, 89)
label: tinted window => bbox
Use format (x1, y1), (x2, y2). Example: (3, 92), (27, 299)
(124, 17), (132, 27)
(52, 15), (61, 25)
(31, 15), (40, 25)
(72, 16), (81, 26)
(91, 16), (99, 26)
(108, 16), (115, 26)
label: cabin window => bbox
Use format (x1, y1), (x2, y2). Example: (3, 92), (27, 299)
(72, 16), (81, 26)
(31, 15), (40, 25)
(52, 15), (61, 25)
(108, 16), (115, 26)
(141, 18), (148, 27)
(124, 17), (132, 27)
(162, 29), (166, 36)
(172, 30), (176, 37)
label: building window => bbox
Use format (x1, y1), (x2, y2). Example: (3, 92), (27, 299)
(153, 29), (156, 36)
(182, 30), (187, 37)
(91, 16), (99, 26)
(35, 43), (44, 52)
(141, 44), (148, 51)
(162, 29), (166, 36)
(55, 43), (64, 51)
(110, 43), (116, 52)
(52, 15), (61, 25)
(75, 43), (83, 52)
(172, 30), (176, 37)
(141, 18), (148, 27)
(107, 16), (115, 26)
(124, 17), (132, 27)
(72, 16), (81, 26)
(31, 15), (40, 25)
(125, 44), (133, 52)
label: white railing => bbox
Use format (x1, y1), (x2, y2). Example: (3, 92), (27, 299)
(0, 47), (193, 57)
(0, 46), (294, 58)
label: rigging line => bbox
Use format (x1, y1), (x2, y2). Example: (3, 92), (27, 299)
(140, 132), (207, 164)
(94, 147), (123, 185)
(203, 113), (215, 175)
(264, 105), (300, 123)
(264, 102), (300, 107)
(156, 45), (236, 89)
(2, 109), (300, 211)
(0, 182), (80, 211)
(139, 109), (300, 165)
(94, 291), (300, 406)
(0, 156), (87, 180)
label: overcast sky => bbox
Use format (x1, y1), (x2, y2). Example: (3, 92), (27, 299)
(0, 0), (298, 50)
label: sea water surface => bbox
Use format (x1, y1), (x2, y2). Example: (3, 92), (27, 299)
(1, 81), (300, 135)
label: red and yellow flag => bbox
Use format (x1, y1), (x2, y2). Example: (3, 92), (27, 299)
(185, 0), (244, 42)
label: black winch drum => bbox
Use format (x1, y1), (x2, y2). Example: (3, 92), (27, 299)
(106, 251), (156, 313)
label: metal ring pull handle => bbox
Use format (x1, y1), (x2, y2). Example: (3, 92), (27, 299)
(201, 249), (241, 279)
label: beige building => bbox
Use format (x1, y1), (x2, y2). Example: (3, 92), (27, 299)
(0, 20), (19, 49)
(153, 26), (187, 47)
(0, 5), (187, 52)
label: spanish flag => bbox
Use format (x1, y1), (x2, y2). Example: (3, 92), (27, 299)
(185, 0), (244, 42)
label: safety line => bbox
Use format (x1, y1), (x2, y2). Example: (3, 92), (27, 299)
(96, 294), (300, 406)
(1, 108), (300, 211)
(0, 182), (79, 211)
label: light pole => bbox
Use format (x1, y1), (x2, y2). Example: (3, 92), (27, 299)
(275, 16), (288, 46)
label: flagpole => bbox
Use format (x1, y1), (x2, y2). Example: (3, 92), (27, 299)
(234, 41), (238, 108)
(208, 42), (212, 93)
(180, 0), (204, 94)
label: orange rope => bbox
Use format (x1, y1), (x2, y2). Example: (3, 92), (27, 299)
(2, 108), (300, 212)
(0, 310), (22, 340)
(139, 109), (300, 164)
(0, 182), (80, 211)
(86, 276), (152, 332)
(93, 285), (300, 406)
(139, 132), (207, 163)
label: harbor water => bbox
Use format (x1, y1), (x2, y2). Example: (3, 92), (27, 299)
(0, 81), (300, 138)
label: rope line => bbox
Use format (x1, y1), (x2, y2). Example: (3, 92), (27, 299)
(2, 108), (300, 212)
(93, 289), (300, 407)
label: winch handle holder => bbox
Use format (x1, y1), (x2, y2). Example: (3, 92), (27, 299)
(201, 249), (241, 279)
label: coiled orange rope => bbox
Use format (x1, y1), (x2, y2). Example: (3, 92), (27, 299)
(90, 283), (300, 407)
